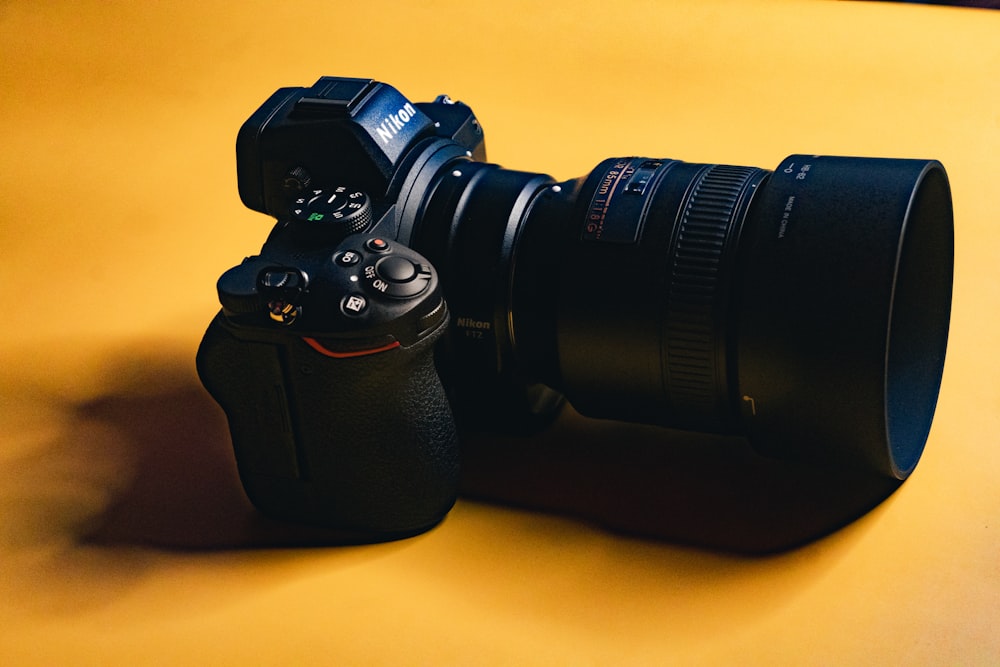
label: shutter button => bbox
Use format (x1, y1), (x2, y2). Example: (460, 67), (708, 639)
(368, 256), (431, 298)
(376, 256), (418, 283)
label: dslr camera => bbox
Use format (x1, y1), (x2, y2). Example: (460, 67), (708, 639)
(197, 77), (953, 541)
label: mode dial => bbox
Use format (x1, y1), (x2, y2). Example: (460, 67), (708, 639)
(291, 187), (372, 235)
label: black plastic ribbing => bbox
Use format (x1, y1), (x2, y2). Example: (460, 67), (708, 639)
(663, 165), (757, 422)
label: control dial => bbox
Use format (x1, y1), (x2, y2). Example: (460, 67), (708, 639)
(291, 187), (372, 235)
(258, 268), (307, 325)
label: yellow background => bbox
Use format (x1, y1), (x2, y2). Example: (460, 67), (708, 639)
(2, 1), (998, 664)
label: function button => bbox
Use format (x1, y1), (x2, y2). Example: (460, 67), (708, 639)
(341, 294), (368, 316)
(335, 250), (362, 266)
(375, 256), (418, 283)
(365, 237), (391, 253)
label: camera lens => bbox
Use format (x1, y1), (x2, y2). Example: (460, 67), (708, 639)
(406, 148), (953, 479)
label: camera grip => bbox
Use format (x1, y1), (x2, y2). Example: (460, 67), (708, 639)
(197, 314), (459, 540)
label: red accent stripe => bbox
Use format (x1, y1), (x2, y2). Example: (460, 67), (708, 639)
(302, 337), (400, 358)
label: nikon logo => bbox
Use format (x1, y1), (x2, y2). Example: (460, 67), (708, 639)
(375, 103), (417, 144)
(456, 317), (491, 330)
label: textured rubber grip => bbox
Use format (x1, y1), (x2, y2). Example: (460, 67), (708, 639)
(197, 313), (459, 540)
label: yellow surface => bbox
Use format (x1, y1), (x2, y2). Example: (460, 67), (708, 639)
(2, 1), (999, 664)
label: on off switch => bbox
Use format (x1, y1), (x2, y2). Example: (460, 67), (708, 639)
(364, 255), (432, 298)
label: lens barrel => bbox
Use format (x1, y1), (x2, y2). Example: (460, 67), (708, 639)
(411, 151), (953, 480)
(550, 160), (769, 432)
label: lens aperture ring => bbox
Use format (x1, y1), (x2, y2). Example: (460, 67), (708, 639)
(663, 165), (759, 425)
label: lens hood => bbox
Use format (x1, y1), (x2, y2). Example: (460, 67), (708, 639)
(736, 156), (953, 479)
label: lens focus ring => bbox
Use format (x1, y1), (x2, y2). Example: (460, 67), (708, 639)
(663, 165), (758, 422)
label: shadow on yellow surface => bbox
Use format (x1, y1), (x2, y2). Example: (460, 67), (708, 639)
(4, 341), (900, 555)
(461, 412), (902, 554)
(77, 353), (388, 551)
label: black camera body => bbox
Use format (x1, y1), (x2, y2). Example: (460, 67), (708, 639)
(198, 78), (502, 539)
(198, 77), (954, 541)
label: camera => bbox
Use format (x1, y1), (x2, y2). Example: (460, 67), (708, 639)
(197, 76), (953, 541)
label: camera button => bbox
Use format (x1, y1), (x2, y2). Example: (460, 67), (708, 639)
(375, 256), (418, 283)
(341, 294), (368, 316)
(365, 237), (390, 253)
(334, 250), (362, 266)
